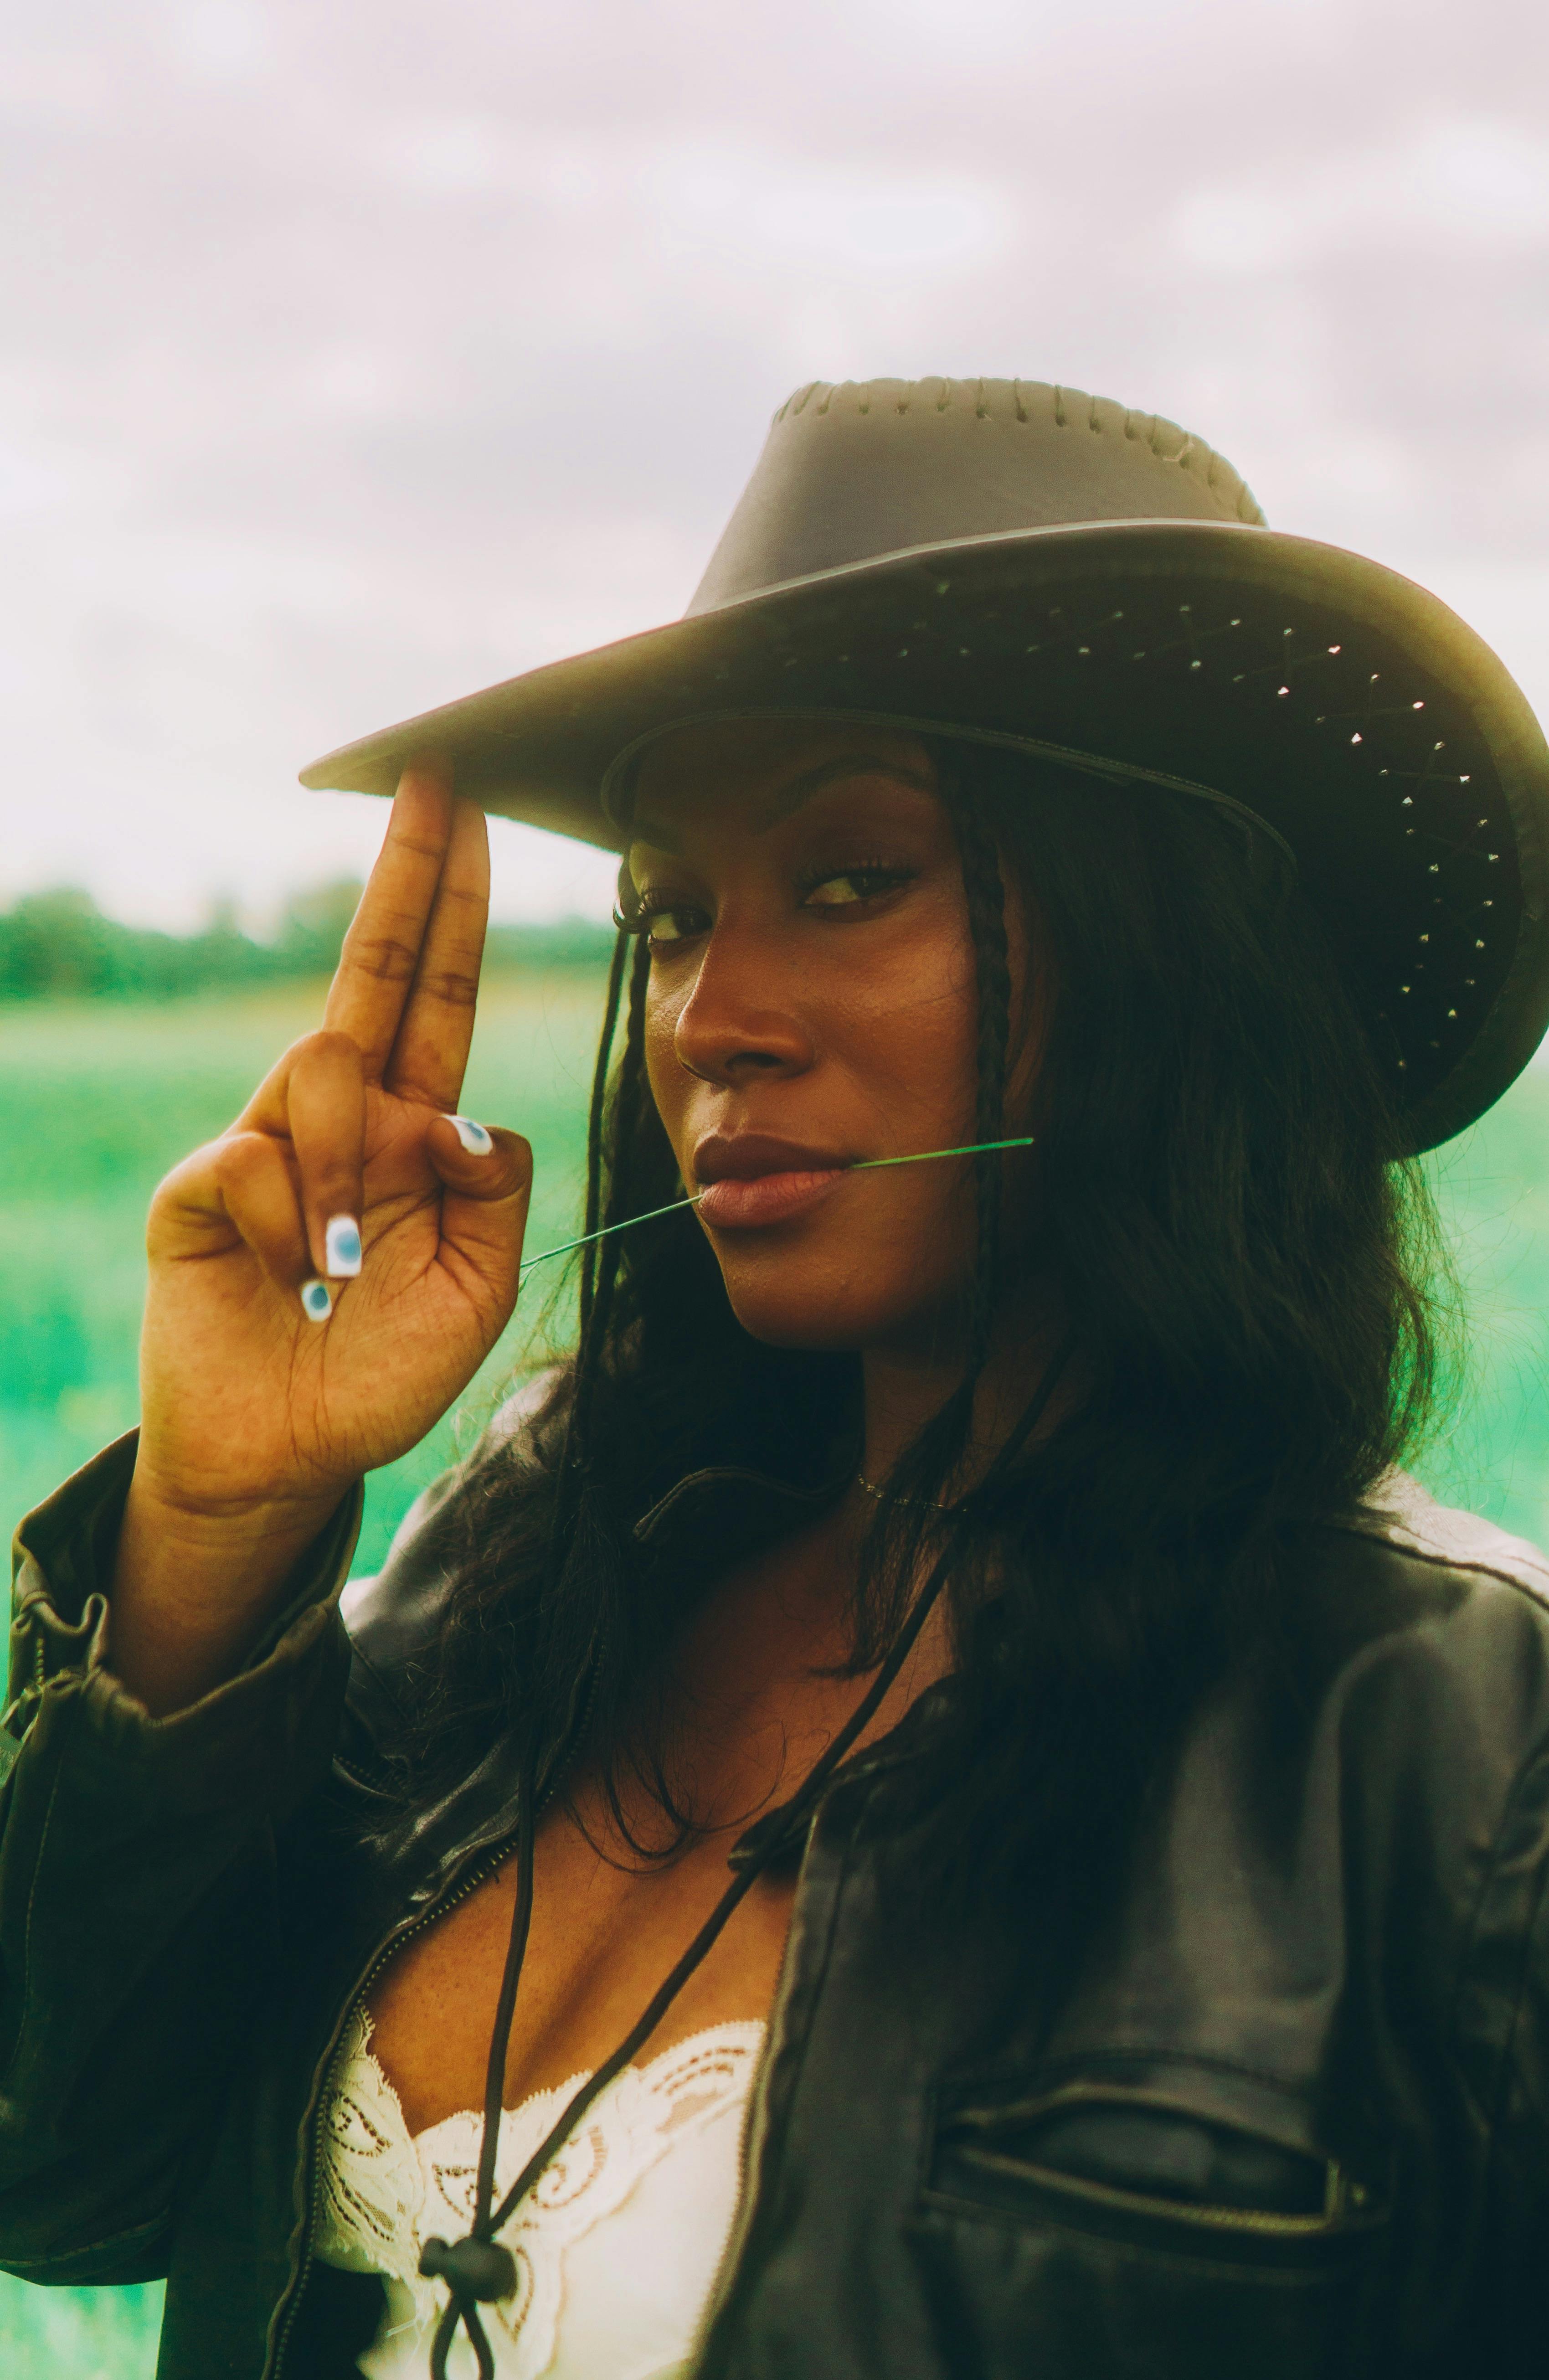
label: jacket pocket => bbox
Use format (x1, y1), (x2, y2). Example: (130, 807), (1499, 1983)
(930, 2071), (1383, 2262)
(915, 2066), (1389, 2379)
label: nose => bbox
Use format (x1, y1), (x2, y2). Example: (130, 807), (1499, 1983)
(672, 923), (815, 1086)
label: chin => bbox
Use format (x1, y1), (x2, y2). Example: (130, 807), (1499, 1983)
(715, 1264), (942, 1355)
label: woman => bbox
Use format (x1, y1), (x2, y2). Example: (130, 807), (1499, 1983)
(5, 377), (1549, 2380)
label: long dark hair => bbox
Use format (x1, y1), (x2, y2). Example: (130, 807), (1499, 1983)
(396, 741), (1443, 1983)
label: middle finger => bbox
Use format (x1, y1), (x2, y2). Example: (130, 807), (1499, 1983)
(381, 792), (490, 1112)
(324, 761), (455, 1081)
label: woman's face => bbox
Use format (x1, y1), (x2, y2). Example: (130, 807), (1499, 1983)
(630, 719), (1024, 1356)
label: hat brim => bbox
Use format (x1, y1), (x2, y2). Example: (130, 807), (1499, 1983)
(299, 516), (1549, 1150)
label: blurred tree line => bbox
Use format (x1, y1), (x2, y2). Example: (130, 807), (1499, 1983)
(0, 883), (615, 1001)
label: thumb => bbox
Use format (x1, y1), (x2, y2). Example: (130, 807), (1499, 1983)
(424, 1114), (533, 1303)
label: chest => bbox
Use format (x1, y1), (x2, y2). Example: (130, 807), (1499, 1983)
(364, 1798), (799, 2136)
(361, 1526), (954, 2136)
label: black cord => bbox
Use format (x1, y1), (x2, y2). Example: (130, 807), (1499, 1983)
(970, 1327), (1076, 1500)
(420, 1334), (1076, 2375)
(419, 1756), (535, 2377)
(487, 1519), (959, 2235)
(477, 1756), (538, 2225)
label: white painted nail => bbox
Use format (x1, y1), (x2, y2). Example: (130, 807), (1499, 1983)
(325, 1216), (362, 1278)
(300, 1279), (333, 1323)
(447, 1115), (494, 1156)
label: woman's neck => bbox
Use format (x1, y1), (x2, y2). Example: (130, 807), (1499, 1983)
(859, 1281), (1070, 1491)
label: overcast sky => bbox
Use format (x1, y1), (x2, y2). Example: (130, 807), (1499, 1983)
(1, 0), (1546, 926)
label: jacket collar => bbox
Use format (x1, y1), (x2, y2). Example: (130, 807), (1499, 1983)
(632, 1455), (854, 1561)
(341, 1447), (856, 1758)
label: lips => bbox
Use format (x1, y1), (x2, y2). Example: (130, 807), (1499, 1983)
(692, 1133), (849, 1230)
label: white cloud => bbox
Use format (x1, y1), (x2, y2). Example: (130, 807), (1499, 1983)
(159, 1), (273, 81)
(0, 0), (1544, 927)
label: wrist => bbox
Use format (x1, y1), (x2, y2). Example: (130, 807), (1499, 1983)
(109, 1464), (355, 1717)
(123, 1463), (350, 1561)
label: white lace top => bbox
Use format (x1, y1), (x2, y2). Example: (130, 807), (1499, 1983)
(315, 2009), (766, 2380)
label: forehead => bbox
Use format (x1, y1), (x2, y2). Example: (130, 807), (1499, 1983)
(628, 717), (937, 847)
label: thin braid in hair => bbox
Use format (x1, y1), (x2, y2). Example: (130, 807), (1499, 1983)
(568, 936), (652, 1477)
(849, 756), (1016, 1650)
(542, 934), (649, 1618)
(587, 939), (652, 1369)
(578, 928), (630, 1347)
(949, 788), (1014, 1373)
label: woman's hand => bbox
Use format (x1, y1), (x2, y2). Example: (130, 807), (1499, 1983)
(111, 763), (532, 1712)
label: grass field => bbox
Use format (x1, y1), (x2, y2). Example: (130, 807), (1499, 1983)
(3, 975), (1549, 2374)
(0, 973), (608, 1578)
(0, 971), (604, 2378)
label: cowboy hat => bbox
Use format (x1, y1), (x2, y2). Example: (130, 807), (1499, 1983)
(300, 376), (1549, 1151)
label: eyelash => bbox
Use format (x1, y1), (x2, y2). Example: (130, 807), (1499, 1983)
(619, 863), (917, 946)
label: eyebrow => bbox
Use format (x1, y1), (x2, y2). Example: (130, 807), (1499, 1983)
(629, 752), (937, 854)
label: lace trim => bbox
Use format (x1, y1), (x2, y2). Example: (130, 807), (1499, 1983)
(316, 2010), (765, 2379)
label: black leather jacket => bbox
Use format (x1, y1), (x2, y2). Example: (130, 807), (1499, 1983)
(4, 1420), (1549, 2379)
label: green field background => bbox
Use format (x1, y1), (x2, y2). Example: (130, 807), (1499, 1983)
(0, 972), (604, 2378)
(4, 973), (1549, 2373)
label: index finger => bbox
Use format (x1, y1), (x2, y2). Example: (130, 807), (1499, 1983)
(381, 792), (490, 1111)
(323, 760), (455, 1081)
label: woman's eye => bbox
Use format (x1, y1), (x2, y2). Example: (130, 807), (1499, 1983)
(802, 867), (913, 910)
(628, 865), (913, 942)
(637, 899), (708, 947)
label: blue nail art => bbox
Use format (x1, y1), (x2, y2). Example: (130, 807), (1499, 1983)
(300, 1279), (333, 1323)
(325, 1216), (362, 1278)
(448, 1115), (494, 1156)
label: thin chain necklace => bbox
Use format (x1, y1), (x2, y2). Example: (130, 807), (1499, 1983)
(856, 1471), (951, 1513)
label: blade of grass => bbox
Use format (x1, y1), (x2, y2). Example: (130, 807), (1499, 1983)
(517, 1136), (1036, 1275)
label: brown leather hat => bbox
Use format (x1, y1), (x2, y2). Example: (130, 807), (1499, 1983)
(299, 375), (1549, 1150)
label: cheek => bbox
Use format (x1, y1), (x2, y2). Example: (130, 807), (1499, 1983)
(635, 880), (981, 1151)
(832, 917), (979, 1120)
(643, 975), (691, 1144)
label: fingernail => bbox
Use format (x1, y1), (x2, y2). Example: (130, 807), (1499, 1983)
(447, 1115), (493, 1157)
(300, 1279), (333, 1323)
(325, 1216), (362, 1278)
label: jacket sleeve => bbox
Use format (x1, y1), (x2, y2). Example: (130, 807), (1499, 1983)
(0, 1434), (360, 2284)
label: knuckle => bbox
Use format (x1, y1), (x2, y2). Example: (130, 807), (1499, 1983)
(304, 1027), (361, 1069)
(340, 926), (421, 986)
(485, 1144), (532, 1199)
(215, 1129), (279, 1186)
(151, 1141), (215, 1208)
(386, 826), (447, 862)
(282, 1026), (358, 1079)
(417, 965), (481, 1011)
(306, 1171), (361, 1215)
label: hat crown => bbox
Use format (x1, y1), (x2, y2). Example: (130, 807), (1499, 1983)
(686, 376), (1267, 619)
